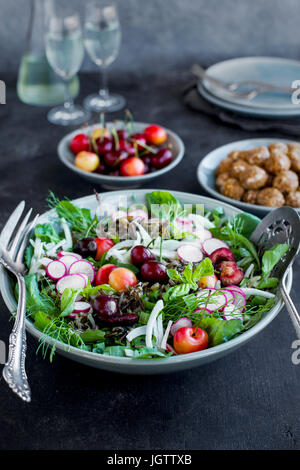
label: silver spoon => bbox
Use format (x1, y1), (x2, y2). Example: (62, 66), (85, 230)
(250, 206), (300, 339)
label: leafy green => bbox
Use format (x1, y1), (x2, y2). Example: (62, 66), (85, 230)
(145, 191), (182, 220)
(59, 284), (115, 317)
(108, 256), (139, 274)
(80, 329), (106, 344)
(127, 347), (170, 359)
(257, 277), (278, 289)
(24, 245), (34, 269)
(166, 258), (214, 300)
(103, 345), (127, 357)
(25, 274), (59, 318)
(92, 342), (106, 354)
(261, 244), (290, 278)
(47, 192), (98, 236)
(233, 213), (260, 239)
(197, 316), (243, 346)
(34, 223), (61, 244)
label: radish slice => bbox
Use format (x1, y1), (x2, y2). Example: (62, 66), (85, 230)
(196, 289), (228, 311)
(73, 301), (92, 313)
(166, 343), (178, 355)
(59, 254), (79, 270)
(46, 260), (67, 281)
(177, 244), (203, 263)
(202, 238), (229, 256)
(128, 209), (148, 222)
(170, 317), (192, 337)
(232, 291), (246, 311)
(219, 288), (236, 303)
(194, 227), (212, 243)
(58, 251), (82, 260)
(111, 210), (128, 222)
(225, 285), (245, 295)
(223, 304), (243, 321)
(68, 260), (95, 283)
(56, 274), (87, 294)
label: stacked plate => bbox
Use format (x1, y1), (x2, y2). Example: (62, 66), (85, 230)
(197, 57), (300, 118)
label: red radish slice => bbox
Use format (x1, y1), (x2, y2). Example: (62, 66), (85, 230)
(166, 344), (178, 355)
(196, 289), (227, 311)
(225, 285), (245, 295)
(219, 288), (235, 303)
(194, 227), (212, 243)
(59, 254), (79, 270)
(202, 238), (229, 256)
(232, 291), (246, 311)
(58, 251), (82, 260)
(177, 244), (203, 263)
(73, 301), (92, 313)
(170, 318), (192, 337)
(68, 260), (95, 283)
(56, 274), (87, 294)
(128, 209), (148, 222)
(46, 260), (67, 281)
(223, 304), (243, 321)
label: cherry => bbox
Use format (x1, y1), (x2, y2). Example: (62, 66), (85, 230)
(144, 124), (167, 146)
(140, 261), (169, 283)
(70, 133), (90, 154)
(74, 237), (97, 258)
(109, 169), (121, 176)
(95, 264), (117, 285)
(118, 139), (136, 155)
(219, 261), (244, 286)
(120, 157), (145, 176)
(151, 148), (173, 169)
(131, 245), (155, 267)
(94, 237), (114, 261)
(93, 294), (120, 322)
(95, 162), (107, 174)
(108, 267), (138, 291)
(117, 129), (129, 140)
(104, 150), (128, 167)
(96, 137), (113, 154)
(131, 133), (147, 151)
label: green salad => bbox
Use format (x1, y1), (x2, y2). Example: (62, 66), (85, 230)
(21, 190), (290, 360)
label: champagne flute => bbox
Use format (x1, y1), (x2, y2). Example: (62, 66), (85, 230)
(44, 0), (90, 125)
(83, 0), (125, 112)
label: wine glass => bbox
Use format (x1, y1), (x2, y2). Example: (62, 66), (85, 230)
(44, 0), (90, 125)
(83, 0), (125, 112)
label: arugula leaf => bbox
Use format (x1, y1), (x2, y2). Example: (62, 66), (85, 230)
(24, 245), (34, 269)
(261, 244), (290, 278)
(145, 191), (182, 220)
(34, 223), (61, 244)
(197, 316), (243, 346)
(80, 329), (106, 344)
(25, 274), (59, 318)
(233, 213), (260, 238)
(47, 192), (98, 236)
(257, 277), (278, 289)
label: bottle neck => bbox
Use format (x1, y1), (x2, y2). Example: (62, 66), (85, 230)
(26, 0), (46, 56)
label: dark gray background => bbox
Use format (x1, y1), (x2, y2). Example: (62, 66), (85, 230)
(1, 0), (300, 74)
(0, 0), (300, 452)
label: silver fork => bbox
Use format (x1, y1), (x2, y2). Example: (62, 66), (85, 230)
(0, 201), (39, 402)
(191, 64), (293, 100)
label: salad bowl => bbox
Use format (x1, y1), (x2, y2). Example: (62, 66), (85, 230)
(58, 123), (185, 189)
(0, 190), (292, 374)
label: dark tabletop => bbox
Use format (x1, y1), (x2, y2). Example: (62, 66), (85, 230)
(0, 71), (299, 451)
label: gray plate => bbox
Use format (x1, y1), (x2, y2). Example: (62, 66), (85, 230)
(197, 137), (300, 217)
(58, 122), (185, 189)
(0, 189), (292, 374)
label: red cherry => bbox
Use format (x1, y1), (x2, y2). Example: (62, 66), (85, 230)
(120, 157), (145, 177)
(131, 245), (155, 267)
(144, 125), (167, 146)
(70, 133), (90, 154)
(94, 237), (114, 261)
(95, 264), (117, 285)
(140, 261), (168, 283)
(131, 133), (147, 151)
(96, 137), (113, 154)
(151, 148), (173, 169)
(95, 162), (107, 174)
(117, 129), (129, 140)
(104, 150), (128, 167)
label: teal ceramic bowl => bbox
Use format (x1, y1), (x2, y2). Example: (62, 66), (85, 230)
(0, 190), (292, 374)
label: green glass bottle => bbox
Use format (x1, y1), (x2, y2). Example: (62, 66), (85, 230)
(17, 0), (79, 106)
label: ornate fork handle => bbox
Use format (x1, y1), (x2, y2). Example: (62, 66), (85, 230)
(280, 270), (300, 341)
(2, 271), (31, 402)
